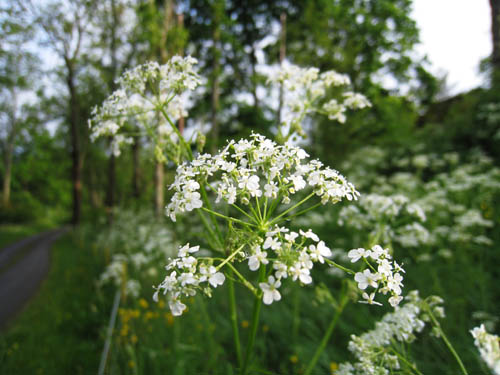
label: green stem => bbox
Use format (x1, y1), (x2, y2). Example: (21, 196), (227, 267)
(228, 270), (243, 369)
(264, 194), (282, 221)
(255, 196), (263, 222)
(201, 207), (256, 228)
(241, 266), (266, 375)
(303, 295), (348, 375)
(199, 185), (225, 241)
(425, 303), (468, 375)
(247, 202), (261, 224)
(324, 258), (356, 275)
(269, 192), (315, 225)
(225, 263), (258, 295)
(231, 204), (260, 224)
(216, 244), (245, 271)
(390, 348), (424, 375)
(196, 210), (223, 251)
(292, 284), (301, 345)
(273, 202), (322, 225)
(158, 105), (193, 161)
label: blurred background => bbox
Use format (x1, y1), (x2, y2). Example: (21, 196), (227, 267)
(0, 1), (499, 374)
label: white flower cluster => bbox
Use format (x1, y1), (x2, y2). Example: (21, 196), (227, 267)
(97, 209), (179, 297)
(267, 64), (370, 139)
(89, 56), (200, 156)
(255, 226), (333, 305)
(154, 226), (336, 315)
(471, 324), (500, 375)
(153, 244), (226, 316)
(338, 193), (428, 248)
(348, 245), (405, 307)
(336, 291), (445, 375)
(166, 133), (359, 221)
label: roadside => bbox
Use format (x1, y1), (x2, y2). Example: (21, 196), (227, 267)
(0, 228), (68, 328)
(0, 227), (108, 375)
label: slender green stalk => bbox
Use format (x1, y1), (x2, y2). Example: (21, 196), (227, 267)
(264, 194), (282, 221)
(158, 105), (193, 161)
(225, 263), (258, 295)
(201, 207), (256, 228)
(216, 244), (245, 271)
(425, 304), (469, 375)
(247, 202), (261, 224)
(273, 202), (322, 225)
(231, 204), (260, 224)
(263, 196), (269, 222)
(304, 295), (348, 375)
(269, 192), (315, 225)
(241, 266), (266, 375)
(199, 185), (225, 240)
(324, 258), (356, 275)
(390, 348), (424, 375)
(196, 210), (223, 251)
(292, 284), (301, 345)
(228, 271), (243, 369)
(255, 196), (263, 222)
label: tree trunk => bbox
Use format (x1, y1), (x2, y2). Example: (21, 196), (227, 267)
(106, 0), (119, 221)
(153, 0), (173, 218)
(105, 142), (116, 220)
(277, 12), (287, 125)
(2, 142), (13, 207)
(154, 161), (164, 218)
(177, 12), (186, 136)
(132, 137), (141, 199)
(490, 0), (500, 83)
(67, 63), (82, 226)
(250, 44), (259, 109)
(210, 0), (223, 154)
(2, 89), (18, 208)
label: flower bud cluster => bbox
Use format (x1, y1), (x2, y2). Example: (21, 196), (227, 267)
(336, 291), (445, 375)
(348, 245), (405, 307)
(153, 244), (226, 316)
(470, 324), (500, 375)
(166, 133), (359, 221)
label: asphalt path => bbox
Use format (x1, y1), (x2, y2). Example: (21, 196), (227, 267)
(0, 228), (68, 329)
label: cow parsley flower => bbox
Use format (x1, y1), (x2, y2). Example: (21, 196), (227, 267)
(336, 291), (444, 374)
(153, 243), (226, 316)
(471, 324), (500, 374)
(267, 63), (370, 141)
(259, 276), (282, 305)
(166, 133), (359, 221)
(349, 244), (405, 307)
(89, 56), (200, 158)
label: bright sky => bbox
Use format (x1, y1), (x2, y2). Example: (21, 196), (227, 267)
(412, 0), (492, 95)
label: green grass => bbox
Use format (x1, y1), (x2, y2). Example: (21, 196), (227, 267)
(0, 229), (110, 375)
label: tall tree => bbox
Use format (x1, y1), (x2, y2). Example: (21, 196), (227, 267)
(136, 0), (187, 217)
(490, 0), (500, 84)
(210, 0), (224, 154)
(0, 3), (38, 207)
(33, 0), (96, 225)
(93, 0), (140, 218)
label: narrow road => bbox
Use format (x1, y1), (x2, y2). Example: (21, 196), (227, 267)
(0, 228), (68, 329)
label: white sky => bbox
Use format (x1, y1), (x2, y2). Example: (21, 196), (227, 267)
(412, 0), (492, 95)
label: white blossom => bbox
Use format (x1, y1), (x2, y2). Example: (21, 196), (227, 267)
(259, 276), (282, 305)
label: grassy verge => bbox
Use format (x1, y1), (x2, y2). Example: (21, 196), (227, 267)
(0, 228), (110, 375)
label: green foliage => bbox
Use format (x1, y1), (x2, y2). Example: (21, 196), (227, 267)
(0, 230), (110, 374)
